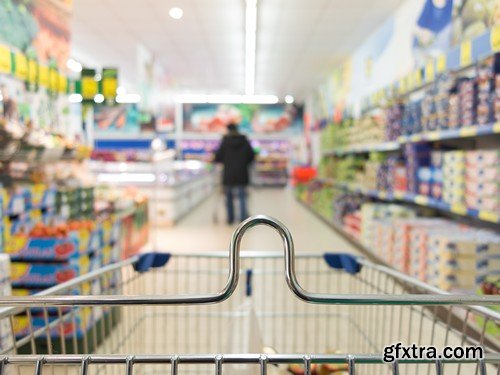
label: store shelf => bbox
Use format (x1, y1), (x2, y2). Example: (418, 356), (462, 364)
(398, 122), (500, 143)
(333, 181), (500, 225)
(322, 122), (500, 156)
(322, 141), (400, 156)
(296, 197), (389, 266)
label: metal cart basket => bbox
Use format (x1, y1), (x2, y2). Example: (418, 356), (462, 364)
(0, 215), (499, 375)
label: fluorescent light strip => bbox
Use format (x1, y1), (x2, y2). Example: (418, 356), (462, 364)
(116, 94), (141, 104)
(245, 0), (257, 95)
(175, 94), (278, 104)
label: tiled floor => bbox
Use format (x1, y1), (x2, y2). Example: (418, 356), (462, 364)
(146, 187), (359, 255)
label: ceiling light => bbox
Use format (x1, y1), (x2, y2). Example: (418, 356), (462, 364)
(66, 58), (82, 73)
(94, 94), (105, 104)
(245, 0), (257, 95)
(69, 93), (83, 103)
(116, 93), (141, 104)
(284, 95), (294, 104)
(169, 7), (183, 20)
(116, 86), (127, 96)
(175, 94), (278, 104)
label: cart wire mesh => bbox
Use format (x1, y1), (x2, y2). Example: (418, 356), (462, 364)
(0, 215), (498, 375)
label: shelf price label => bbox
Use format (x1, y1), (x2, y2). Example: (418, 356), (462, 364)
(437, 54), (446, 74)
(491, 26), (500, 52)
(459, 127), (477, 137)
(478, 211), (499, 223)
(81, 68), (98, 100)
(414, 69), (423, 87)
(58, 73), (68, 93)
(38, 65), (50, 88)
(28, 59), (38, 86)
(102, 68), (118, 100)
(49, 68), (59, 92)
(406, 73), (414, 91)
(414, 195), (429, 205)
(425, 60), (435, 83)
(450, 203), (467, 216)
(0, 45), (12, 74)
(14, 53), (28, 80)
(460, 40), (472, 67)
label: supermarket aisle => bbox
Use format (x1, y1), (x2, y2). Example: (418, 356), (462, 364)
(147, 188), (359, 254)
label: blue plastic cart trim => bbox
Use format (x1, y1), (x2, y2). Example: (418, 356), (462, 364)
(133, 252), (171, 273)
(323, 253), (362, 275)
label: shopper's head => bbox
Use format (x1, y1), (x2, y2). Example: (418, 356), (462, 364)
(227, 123), (239, 134)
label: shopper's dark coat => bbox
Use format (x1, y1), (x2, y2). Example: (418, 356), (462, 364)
(214, 133), (255, 186)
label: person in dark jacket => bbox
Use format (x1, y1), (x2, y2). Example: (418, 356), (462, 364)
(214, 123), (256, 224)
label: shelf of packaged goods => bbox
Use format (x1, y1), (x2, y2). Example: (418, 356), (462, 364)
(322, 141), (400, 156)
(398, 122), (500, 143)
(322, 122), (500, 157)
(333, 182), (500, 225)
(295, 197), (391, 266)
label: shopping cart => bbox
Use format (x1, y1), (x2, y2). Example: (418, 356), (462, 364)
(0, 215), (499, 375)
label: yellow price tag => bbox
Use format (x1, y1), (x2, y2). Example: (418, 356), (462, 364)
(0, 45), (12, 74)
(28, 59), (38, 85)
(460, 40), (472, 67)
(493, 122), (500, 133)
(437, 54), (446, 74)
(81, 76), (98, 100)
(38, 65), (49, 87)
(414, 69), (422, 87)
(426, 60), (435, 82)
(450, 203), (467, 215)
(398, 79), (404, 94)
(406, 74), (414, 91)
(49, 68), (59, 91)
(394, 191), (404, 199)
(459, 127), (477, 137)
(15, 53), (28, 80)
(102, 77), (117, 99)
(478, 211), (499, 223)
(414, 195), (429, 205)
(491, 25), (500, 52)
(427, 131), (440, 141)
(58, 74), (68, 93)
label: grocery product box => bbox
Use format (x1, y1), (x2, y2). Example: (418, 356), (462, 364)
(465, 181), (500, 196)
(13, 308), (92, 339)
(0, 254), (13, 353)
(465, 167), (500, 182)
(10, 256), (90, 288)
(5, 237), (80, 262)
(101, 243), (121, 265)
(465, 150), (500, 166)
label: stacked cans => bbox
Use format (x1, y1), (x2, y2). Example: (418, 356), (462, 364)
(442, 151), (466, 205)
(465, 150), (500, 213)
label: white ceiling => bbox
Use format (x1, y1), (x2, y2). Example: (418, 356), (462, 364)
(72, 0), (405, 101)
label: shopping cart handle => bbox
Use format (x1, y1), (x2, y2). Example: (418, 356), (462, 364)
(133, 252), (171, 273)
(323, 253), (362, 275)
